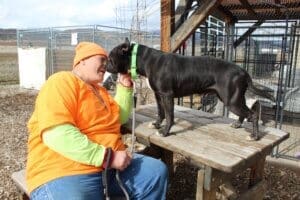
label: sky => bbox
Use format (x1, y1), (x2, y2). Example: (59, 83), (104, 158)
(0, 0), (161, 30)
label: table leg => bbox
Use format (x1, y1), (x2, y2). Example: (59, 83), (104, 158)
(196, 168), (217, 200)
(249, 157), (266, 187)
(161, 149), (174, 181)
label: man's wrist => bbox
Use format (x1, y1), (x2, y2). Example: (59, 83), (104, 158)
(118, 81), (133, 88)
(117, 74), (133, 88)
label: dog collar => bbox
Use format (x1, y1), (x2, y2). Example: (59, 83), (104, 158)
(130, 43), (139, 80)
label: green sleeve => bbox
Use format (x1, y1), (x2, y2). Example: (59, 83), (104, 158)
(42, 124), (106, 167)
(114, 84), (133, 124)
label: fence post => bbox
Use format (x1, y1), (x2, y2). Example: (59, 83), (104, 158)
(49, 28), (54, 76)
(93, 25), (96, 42)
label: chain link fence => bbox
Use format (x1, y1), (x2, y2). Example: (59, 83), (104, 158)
(16, 24), (160, 117)
(0, 29), (18, 84)
(232, 21), (300, 160)
(17, 25), (160, 78)
(174, 20), (300, 161)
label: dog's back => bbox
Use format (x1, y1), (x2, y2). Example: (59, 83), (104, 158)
(139, 45), (248, 97)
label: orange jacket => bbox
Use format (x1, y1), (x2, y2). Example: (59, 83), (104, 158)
(26, 71), (126, 193)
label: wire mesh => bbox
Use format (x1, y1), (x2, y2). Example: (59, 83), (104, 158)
(229, 21), (300, 160)
(17, 25), (160, 77)
(0, 29), (18, 84)
(175, 19), (300, 160)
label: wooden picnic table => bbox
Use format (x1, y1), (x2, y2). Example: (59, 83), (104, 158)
(124, 104), (290, 200)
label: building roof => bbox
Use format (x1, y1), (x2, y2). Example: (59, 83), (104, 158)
(219, 0), (300, 21)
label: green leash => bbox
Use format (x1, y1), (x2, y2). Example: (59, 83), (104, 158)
(130, 43), (138, 154)
(130, 43), (139, 80)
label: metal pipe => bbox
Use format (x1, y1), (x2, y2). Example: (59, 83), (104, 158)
(49, 28), (54, 76)
(278, 6), (290, 131)
(266, 156), (300, 175)
(291, 21), (300, 87)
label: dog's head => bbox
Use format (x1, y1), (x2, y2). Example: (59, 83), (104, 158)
(107, 38), (131, 74)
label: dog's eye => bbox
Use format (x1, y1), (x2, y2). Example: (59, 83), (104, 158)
(109, 58), (114, 65)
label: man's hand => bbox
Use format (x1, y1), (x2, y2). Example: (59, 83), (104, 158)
(110, 150), (132, 171)
(118, 74), (133, 88)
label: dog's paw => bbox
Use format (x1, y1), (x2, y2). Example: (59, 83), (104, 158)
(148, 122), (156, 129)
(155, 130), (163, 137)
(246, 135), (259, 141)
(231, 121), (242, 129)
(155, 129), (166, 137)
(148, 122), (162, 129)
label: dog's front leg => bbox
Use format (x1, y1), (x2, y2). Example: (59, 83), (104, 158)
(156, 95), (174, 137)
(151, 93), (165, 129)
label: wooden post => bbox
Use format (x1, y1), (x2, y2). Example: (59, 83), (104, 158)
(196, 167), (217, 200)
(161, 149), (174, 182)
(249, 156), (266, 187)
(161, 0), (175, 52)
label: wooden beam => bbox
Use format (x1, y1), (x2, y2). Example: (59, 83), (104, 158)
(217, 5), (237, 24)
(160, 0), (175, 52)
(233, 20), (264, 48)
(175, 0), (187, 25)
(174, 0), (193, 30)
(175, 0), (199, 30)
(223, 2), (299, 10)
(239, 0), (258, 17)
(171, 0), (222, 52)
(275, 0), (282, 17)
(230, 13), (300, 20)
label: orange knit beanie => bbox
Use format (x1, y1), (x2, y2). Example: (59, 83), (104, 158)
(73, 42), (108, 68)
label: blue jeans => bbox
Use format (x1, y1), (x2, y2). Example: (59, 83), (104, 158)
(30, 154), (168, 200)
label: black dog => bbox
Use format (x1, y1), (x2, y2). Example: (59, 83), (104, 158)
(107, 39), (275, 140)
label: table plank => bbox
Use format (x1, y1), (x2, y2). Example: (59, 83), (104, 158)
(127, 104), (289, 173)
(139, 106), (287, 145)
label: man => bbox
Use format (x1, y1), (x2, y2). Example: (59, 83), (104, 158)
(26, 42), (168, 200)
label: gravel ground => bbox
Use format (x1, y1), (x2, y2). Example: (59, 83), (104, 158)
(0, 85), (299, 200)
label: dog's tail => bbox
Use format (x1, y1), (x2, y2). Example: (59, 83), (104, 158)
(247, 77), (275, 102)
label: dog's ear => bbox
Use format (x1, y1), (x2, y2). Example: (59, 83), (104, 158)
(120, 38), (130, 55)
(125, 37), (130, 45)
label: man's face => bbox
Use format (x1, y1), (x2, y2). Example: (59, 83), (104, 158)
(82, 55), (107, 84)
